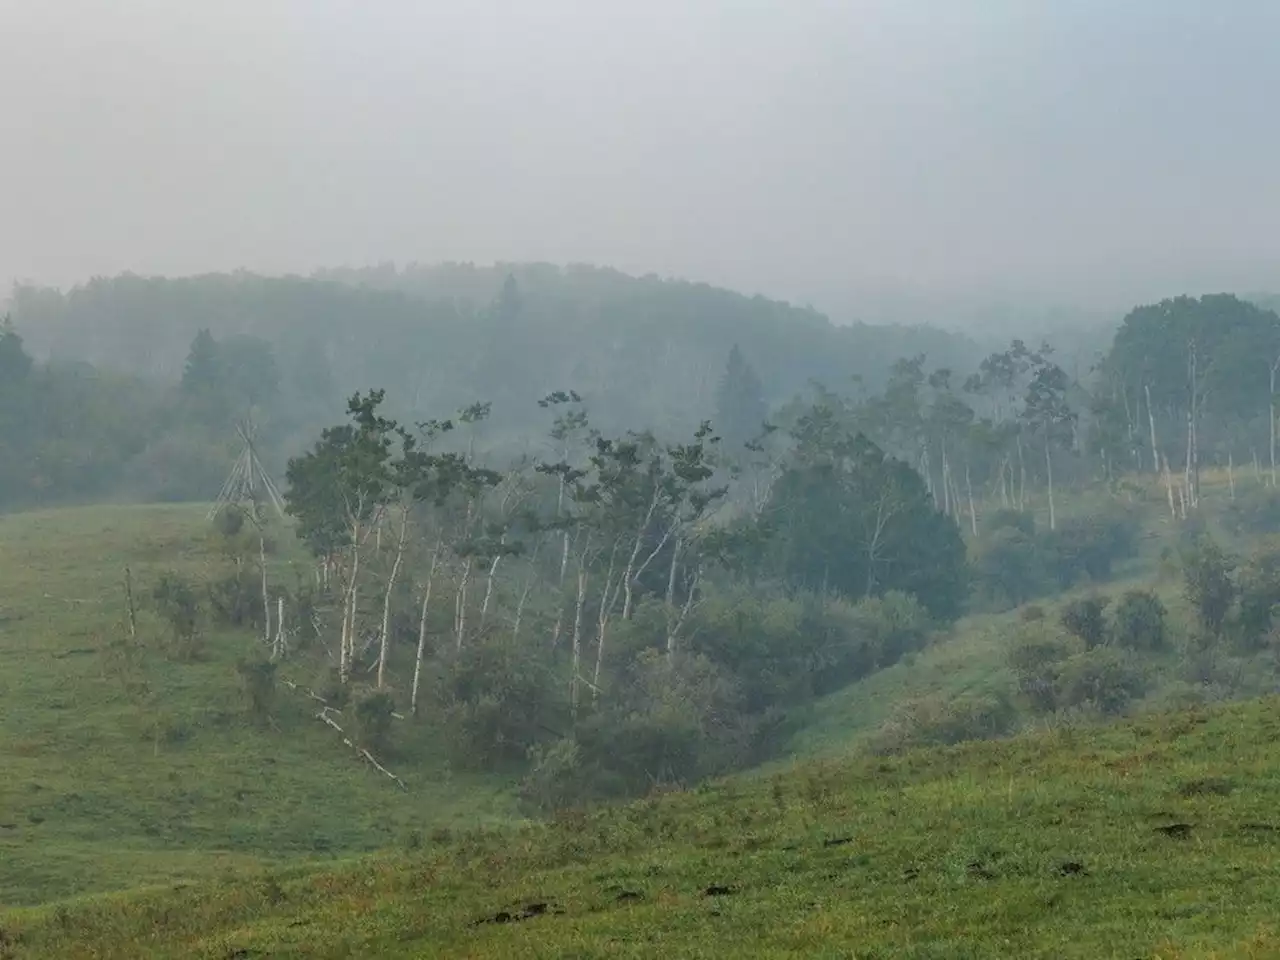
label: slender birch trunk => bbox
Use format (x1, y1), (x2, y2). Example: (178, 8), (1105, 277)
(260, 533), (271, 644)
(1145, 384), (1160, 479)
(1044, 436), (1056, 531)
(410, 540), (442, 717)
(570, 545), (589, 723)
(377, 504), (410, 690)
(454, 556), (472, 651)
(1270, 359), (1279, 487)
(1016, 433), (1027, 510)
(593, 540), (622, 697)
(965, 463), (978, 537)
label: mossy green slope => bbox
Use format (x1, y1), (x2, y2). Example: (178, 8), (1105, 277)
(7, 695), (1280, 958)
(0, 505), (514, 907)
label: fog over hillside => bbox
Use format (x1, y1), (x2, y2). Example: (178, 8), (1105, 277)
(3, 1), (1280, 325)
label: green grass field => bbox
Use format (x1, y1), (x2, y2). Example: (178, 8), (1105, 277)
(6, 694), (1280, 958)
(5, 494), (1280, 957)
(0, 504), (516, 907)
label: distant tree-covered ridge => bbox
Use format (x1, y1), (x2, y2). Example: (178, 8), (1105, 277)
(8, 264), (983, 437)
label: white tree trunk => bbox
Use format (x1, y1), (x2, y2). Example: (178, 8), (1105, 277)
(570, 553), (589, 722)
(966, 463), (978, 537)
(479, 545), (504, 629)
(260, 533), (271, 644)
(593, 540), (623, 697)
(340, 523), (361, 685)
(1145, 384), (1161, 479)
(1270, 359), (1278, 487)
(273, 596), (285, 661)
(1016, 433), (1027, 510)
(410, 540), (442, 717)
(1044, 437), (1056, 531)
(377, 504), (410, 690)
(454, 556), (472, 651)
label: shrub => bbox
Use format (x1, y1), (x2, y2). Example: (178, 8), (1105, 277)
(517, 738), (585, 813)
(1055, 647), (1145, 716)
(689, 585), (818, 710)
(151, 572), (203, 659)
(439, 638), (560, 768)
(1007, 623), (1077, 713)
(1110, 589), (1167, 651)
(236, 657), (277, 726)
(1043, 510), (1140, 588)
(970, 526), (1050, 610)
(213, 504), (246, 539)
(1181, 535), (1236, 637)
(868, 687), (1018, 755)
(1060, 595), (1110, 649)
(1234, 543), (1280, 649)
(1222, 485), (1280, 537)
(985, 509), (1037, 537)
(574, 650), (753, 798)
(354, 692), (396, 755)
(208, 567), (265, 630)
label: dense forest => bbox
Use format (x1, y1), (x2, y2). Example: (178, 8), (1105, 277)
(9, 264), (1271, 805)
(1, 265), (980, 509)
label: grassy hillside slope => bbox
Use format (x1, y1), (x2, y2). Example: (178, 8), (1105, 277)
(6, 695), (1280, 958)
(0, 505), (515, 907)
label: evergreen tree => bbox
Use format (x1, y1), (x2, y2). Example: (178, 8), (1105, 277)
(0, 315), (33, 384)
(714, 344), (767, 451)
(181, 328), (222, 396)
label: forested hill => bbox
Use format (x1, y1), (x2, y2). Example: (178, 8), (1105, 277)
(8, 264), (983, 436)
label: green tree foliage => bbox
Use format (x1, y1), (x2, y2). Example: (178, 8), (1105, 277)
(236, 658), (278, 726)
(9, 267), (982, 440)
(0, 314), (33, 383)
(1182, 536), (1237, 638)
(1054, 647), (1146, 716)
(1110, 589), (1167, 651)
(762, 405), (967, 620)
(181, 329), (222, 396)
(354, 693), (397, 755)
(714, 344), (768, 452)
(1099, 294), (1280, 467)
(283, 390), (397, 558)
(1234, 543), (1280, 649)
(1007, 623), (1077, 713)
(1060, 595), (1110, 649)
(151, 573), (203, 659)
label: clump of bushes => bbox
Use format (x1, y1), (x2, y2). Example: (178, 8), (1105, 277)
(1222, 485), (1280, 537)
(971, 508), (1140, 612)
(1054, 647), (1147, 715)
(1060, 595), (1109, 648)
(1006, 621), (1146, 716)
(236, 657), (278, 726)
(868, 687), (1018, 755)
(1110, 589), (1167, 651)
(1007, 623), (1078, 712)
(354, 692), (397, 755)
(151, 572), (203, 660)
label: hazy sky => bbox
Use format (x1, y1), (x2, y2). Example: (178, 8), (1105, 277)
(2, 1), (1279, 316)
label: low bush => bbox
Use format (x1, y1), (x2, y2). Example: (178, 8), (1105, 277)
(1060, 595), (1110, 649)
(868, 687), (1018, 755)
(1007, 623), (1078, 713)
(1110, 589), (1168, 651)
(1055, 647), (1146, 716)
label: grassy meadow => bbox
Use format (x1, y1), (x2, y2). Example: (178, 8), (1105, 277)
(6, 695), (1280, 958)
(0, 504), (515, 907)
(3, 475), (1280, 956)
